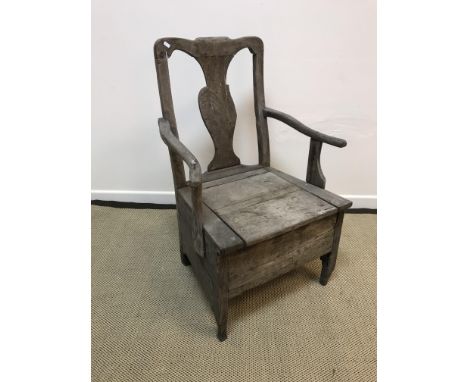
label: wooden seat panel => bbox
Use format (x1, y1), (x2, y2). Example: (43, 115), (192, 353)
(203, 171), (337, 246)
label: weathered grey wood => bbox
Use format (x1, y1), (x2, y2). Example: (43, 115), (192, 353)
(203, 171), (336, 245)
(202, 164), (263, 182)
(159, 119), (204, 256)
(154, 55), (185, 190)
(154, 36), (352, 341)
(155, 37), (268, 172)
(178, 191), (230, 340)
(198, 55), (240, 171)
(228, 215), (336, 297)
(159, 119), (201, 185)
(263, 107), (347, 189)
(306, 140), (326, 188)
(203, 168), (267, 189)
(263, 107), (347, 148)
(268, 167), (352, 211)
(320, 211), (345, 286)
(214, 255), (229, 341)
(215, 189), (335, 245)
(178, 187), (245, 254)
(251, 39), (269, 167)
(203, 171), (292, 210)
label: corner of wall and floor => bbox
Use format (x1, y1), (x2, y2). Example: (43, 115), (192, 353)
(90, 190), (377, 210)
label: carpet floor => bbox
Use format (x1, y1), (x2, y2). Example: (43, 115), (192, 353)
(92, 206), (376, 382)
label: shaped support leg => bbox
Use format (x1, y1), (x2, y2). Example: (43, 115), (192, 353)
(215, 259), (229, 341)
(215, 290), (228, 341)
(320, 211), (345, 286)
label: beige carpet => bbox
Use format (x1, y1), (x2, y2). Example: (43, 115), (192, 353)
(92, 206), (376, 382)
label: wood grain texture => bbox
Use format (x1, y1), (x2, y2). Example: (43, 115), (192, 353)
(306, 140), (326, 189)
(198, 57), (239, 171)
(202, 164), (263, 182)
(155, 36), (266, 172)
(203, 171), (292, 210)
(268, 167), (352, 211)
(228, 215), (336, 297)
(154, 36), (352, 340)
(203, 168), (267, 189)
(178, 187), (244, 255)
(178, 190), (230, 340)
(159, 118), (204, 255)
(263, 107), (347, 148)
(203, 172), (337, 245)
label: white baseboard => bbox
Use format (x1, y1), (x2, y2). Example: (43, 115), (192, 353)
(91, 190), (176, 204)
(91, 190), (377, 209)
(341, 195), (377, 209)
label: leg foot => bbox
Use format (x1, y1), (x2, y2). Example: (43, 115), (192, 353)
(217, 326), (227, 342)
(320, 253), (332, 286)
(181, 253), (191, 266)
(319, 277), (329, 286)
(215, 290), (228, 342)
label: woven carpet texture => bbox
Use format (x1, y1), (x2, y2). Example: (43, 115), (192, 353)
(92, 206), (376, 382)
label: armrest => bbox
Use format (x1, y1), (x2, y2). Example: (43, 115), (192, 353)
(263, 107), (348, 189)
(263, 107), (347, 148)
(158, 118), (202, 185)
(158, 118), (204, 256)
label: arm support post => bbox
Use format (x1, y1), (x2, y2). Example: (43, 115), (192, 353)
(159, 118), (204, 256)
(306, 140), (326, 189)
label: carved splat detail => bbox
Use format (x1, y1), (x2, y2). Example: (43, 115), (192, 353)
(197, 55), (239, 170)
(154, 36), (268, 172)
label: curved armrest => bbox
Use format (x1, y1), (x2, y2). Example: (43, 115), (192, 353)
(263, 107), (348, 189)
(158, 118), (204, 256)
(263, 107), (347, 148)
(159, 118), (202, 185)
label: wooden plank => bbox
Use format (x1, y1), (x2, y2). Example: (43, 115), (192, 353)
(217, 189), (335, 245)
(228, 215), (336, 297)
(267, 167), (352, 211)
(203, 171), (293, 211)
(178, 187), (245, 254)
(203, 172), (336, 245)
(203, 167), (267, 189)
(202, 164), (263, 182)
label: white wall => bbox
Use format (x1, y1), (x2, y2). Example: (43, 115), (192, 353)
(92, 0), (376, 208)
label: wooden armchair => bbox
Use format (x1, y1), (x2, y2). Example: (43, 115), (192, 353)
(154, 36), (352, 341)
